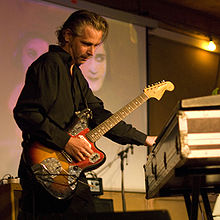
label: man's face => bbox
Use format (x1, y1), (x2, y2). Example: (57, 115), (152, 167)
(63, 25), (103, 66)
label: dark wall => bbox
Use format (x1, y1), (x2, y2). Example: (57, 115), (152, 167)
(148, 35), (220, 135)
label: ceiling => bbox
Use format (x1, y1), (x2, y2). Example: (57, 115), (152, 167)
(84, 0), (220, 41)
(161, 0), (220, 18)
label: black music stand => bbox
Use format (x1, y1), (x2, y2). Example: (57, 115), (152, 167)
(118, 144), (134, 212)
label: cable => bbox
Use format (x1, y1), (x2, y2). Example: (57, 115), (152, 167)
(0, 173), (13, 184)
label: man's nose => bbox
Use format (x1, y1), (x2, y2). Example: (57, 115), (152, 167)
(87, 45), (95, 56)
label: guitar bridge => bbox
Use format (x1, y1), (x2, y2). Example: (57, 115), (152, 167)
(31, 157), (62, 186)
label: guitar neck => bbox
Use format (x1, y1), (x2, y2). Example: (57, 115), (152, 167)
(86, 92), (149, 142)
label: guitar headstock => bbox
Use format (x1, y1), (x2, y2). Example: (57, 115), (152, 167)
(144, 81), (174, 100)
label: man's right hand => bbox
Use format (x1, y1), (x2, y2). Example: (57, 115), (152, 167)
(64, 137), (94, 162)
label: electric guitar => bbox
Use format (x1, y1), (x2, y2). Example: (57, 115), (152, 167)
(26, 81), (174, 199)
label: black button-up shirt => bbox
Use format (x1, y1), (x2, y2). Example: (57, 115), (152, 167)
(13, 45), (147, 150)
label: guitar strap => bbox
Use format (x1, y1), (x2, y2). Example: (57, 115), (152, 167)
(75, 66), (93, 119)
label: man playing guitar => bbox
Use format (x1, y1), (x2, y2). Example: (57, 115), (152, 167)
(14, 10), (157, 219)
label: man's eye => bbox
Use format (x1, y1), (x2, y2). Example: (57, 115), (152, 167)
(82, 42), (91, 46)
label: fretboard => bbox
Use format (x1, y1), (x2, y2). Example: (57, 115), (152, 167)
(86, 92), (149, 142)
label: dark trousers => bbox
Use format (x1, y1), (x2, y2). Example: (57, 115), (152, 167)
(18, 157), (96, 220)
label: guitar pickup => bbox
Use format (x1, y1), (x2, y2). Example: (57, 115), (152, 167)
(89, 153), (100, 163)
(61, 150), (73, 163)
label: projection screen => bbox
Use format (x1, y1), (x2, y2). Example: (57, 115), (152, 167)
(0, 0), (150, 192)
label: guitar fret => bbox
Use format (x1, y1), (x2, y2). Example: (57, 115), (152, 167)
(95, 116), (117, 139)
(97, 129), (102, 136)
(105, 119), (114, 128)
(139, 94), (146, 102)
(102, 122), (110, 131)
(119, 110), (127, 117)
(129, 102), (137, 109)
(112, 114), (121, 123)
(109, 117), (117, 125)
(111, 114), (121, 124)
(137, 96), (143, 104)
(88, 123), (107, 141)
(100, 125), (107, 132)
(96, 127), (104, 135)
(93, 131), (99, 138)
(134, 99), (140, 106)
(117, 113), (123, 120)
(93, 132), (97, 138)
(126, 104), (133, 112)
(122, 107), (130, 114)
(103, 123), (109, 131)
(141, 95), (146, 101)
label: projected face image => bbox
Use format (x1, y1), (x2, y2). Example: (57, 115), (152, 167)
(21, 38), (48, 72)
(80, 43), (106, 91)
(8, 37), (48, 112)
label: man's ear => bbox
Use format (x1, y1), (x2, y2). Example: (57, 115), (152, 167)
(63, 29), (73, 43)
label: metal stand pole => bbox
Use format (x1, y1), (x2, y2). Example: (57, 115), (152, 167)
(118, 144), (134, 212)
(119, 150), (126, 212)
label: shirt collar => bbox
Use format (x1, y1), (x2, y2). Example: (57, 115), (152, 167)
(49, 45), (73, 67)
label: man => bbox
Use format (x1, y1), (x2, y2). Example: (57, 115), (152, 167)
(14, 10), (156, 219)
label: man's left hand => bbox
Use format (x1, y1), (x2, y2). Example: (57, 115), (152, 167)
(145, 136), (157, 147)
